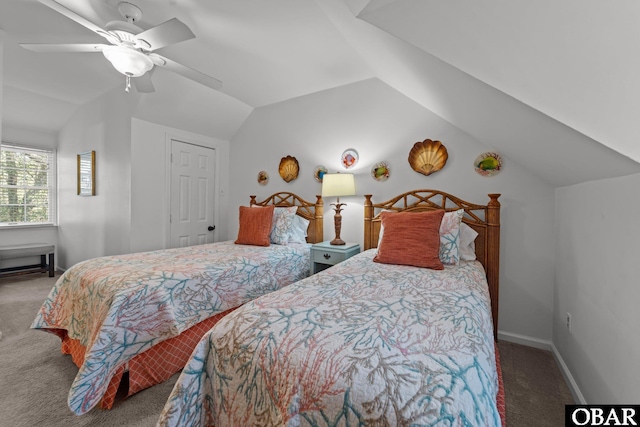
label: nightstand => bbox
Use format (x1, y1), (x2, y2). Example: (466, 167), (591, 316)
(310, 241), (360, 274)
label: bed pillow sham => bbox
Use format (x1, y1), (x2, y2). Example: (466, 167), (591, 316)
(235, 205), (274, 246)
(377, 209), (464, 265)
(251, 205), (300, 245)
(374, 210), (444, 269)
(439, 209), (464, 265)
(270, 206), (298, 245)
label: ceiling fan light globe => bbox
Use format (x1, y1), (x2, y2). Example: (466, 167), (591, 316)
(102, 45), (153, 77)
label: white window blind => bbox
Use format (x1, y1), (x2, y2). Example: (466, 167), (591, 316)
(0, 143), (57, 226)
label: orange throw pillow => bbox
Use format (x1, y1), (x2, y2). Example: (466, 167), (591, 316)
(374, 210), (444, 269)
(235, 205), (275, 246)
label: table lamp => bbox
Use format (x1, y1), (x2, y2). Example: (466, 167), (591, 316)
(321, 173), (356, 245)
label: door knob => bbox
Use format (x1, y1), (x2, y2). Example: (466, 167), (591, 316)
(208, 226), (215, 231)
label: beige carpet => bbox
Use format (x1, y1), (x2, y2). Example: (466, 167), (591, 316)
(0, 273), (574, 426)
(498, 339), (574, 426)
(0, 273), (178, 427)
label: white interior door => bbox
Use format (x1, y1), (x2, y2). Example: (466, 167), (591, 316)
(170, 140), (216, 248)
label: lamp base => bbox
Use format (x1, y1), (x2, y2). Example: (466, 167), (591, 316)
(330, 201), (346, 246)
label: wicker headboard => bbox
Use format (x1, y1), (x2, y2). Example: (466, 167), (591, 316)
(363, 190), (501, 340)
(250, 192), (324, 244)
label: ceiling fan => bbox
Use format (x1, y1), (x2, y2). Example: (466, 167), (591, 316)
(21, 0), (223, 93)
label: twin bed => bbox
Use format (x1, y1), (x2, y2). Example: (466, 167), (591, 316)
(32, 189), (504, 426)
(31, 192), (324, 415)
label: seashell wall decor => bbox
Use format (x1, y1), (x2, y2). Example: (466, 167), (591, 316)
(408, 139), (448, 176)
(279, 155), (300, 182)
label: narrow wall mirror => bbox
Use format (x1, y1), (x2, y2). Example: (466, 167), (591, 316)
(77, 151), (95, 196)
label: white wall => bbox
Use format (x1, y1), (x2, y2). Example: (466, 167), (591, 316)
(54, 87), (233, 269)
(2, 126), (56, 149)
(229, 78), (556, 341)
(554, 173), (640, 403)
(1, 31), (58, 268)
(1, 29), (3, 145)
(317, 0), (640, 189)
(57, 88), (138, 269)
(0, 126), (59, 269)
(130, 118), (231, 252)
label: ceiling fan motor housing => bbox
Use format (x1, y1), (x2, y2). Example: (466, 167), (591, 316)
(117, 2), (143, 23)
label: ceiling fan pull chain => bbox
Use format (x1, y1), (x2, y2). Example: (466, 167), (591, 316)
(125, 75), (131, 93)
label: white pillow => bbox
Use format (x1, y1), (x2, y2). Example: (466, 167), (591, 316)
(459, 222), (478, 261)
(288, 214), (310, 243)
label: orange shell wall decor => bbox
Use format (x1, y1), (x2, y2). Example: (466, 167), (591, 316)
(279, 155), (300, 182)
(408, 139), (448, 176)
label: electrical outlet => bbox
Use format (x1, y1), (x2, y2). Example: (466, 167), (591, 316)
(566, 312), (572, 334)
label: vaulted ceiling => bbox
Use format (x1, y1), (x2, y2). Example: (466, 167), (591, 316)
(2, 0), (639, 186)
(356, 0), (640, 170)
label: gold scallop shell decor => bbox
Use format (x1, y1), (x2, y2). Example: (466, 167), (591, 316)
(408, 139), (448, 176)
(278, 155), (300, 182)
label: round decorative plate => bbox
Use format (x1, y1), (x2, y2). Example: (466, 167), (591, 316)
(474, 152), (503, 177)
(341, 148), (359, 169)
(371, 161), (390, 181)
(257, 170), (269, 185)
(313, 165), (328, 182)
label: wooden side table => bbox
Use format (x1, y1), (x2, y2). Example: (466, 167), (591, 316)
(310, 241), (360, 274)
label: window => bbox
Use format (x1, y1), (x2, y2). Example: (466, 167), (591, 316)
(0, 143), (57, 226)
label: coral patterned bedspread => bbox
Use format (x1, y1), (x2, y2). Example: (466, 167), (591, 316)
(158, 249), (501, 427)
(31, 240), (311, 415)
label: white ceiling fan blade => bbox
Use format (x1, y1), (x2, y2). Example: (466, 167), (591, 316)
(133, 73), (155, 93)
(38, 0), (113, 42)
(134, 18), (195, 51)
(20, 43), (107, 53)
(155, 55), (223, 91)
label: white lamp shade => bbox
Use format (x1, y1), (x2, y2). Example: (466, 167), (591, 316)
(103, 45), (154, 77)
(322, 173), (356, 198)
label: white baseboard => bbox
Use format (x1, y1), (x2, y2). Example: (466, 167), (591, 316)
(497, 329), (586, 404)
(550, 343), (587, 404)
(498, 330), (552, 350)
